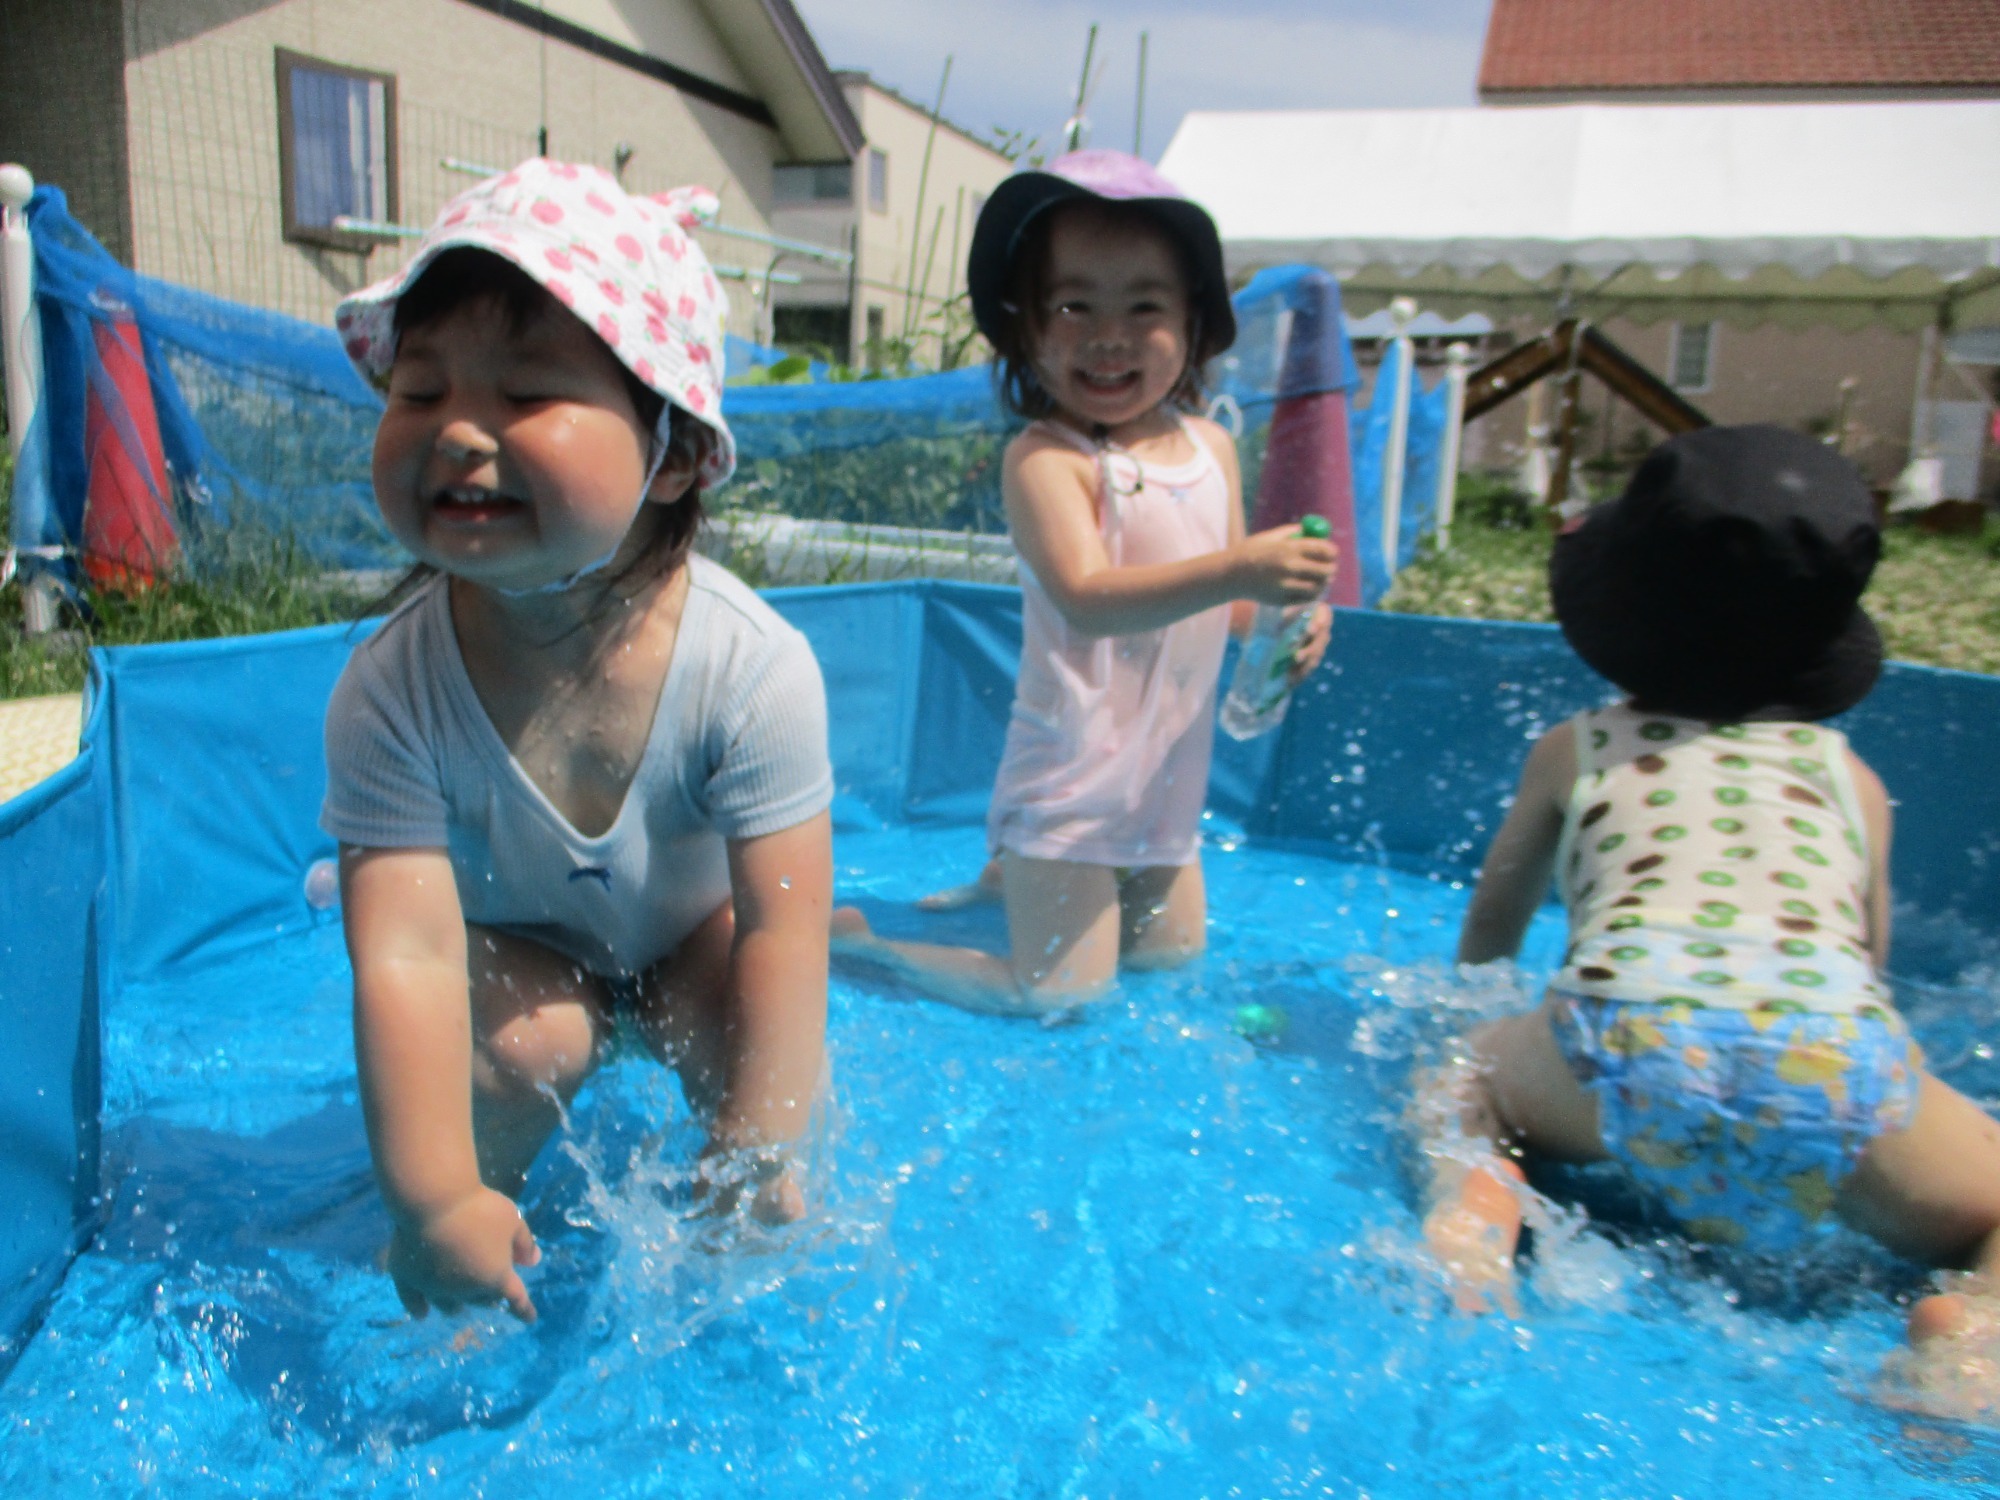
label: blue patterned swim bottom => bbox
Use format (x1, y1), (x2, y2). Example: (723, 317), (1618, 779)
(1548, 992), (1921, 1252)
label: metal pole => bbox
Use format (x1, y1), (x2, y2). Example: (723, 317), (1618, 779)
(1379, 297), (1417, 577)
(0, 164), (55, 634)
(844, 223), (860, 370)
(1436, 341), (1473, 554)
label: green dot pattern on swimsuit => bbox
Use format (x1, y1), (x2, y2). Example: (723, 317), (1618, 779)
(1557, 710), (1886, 1010)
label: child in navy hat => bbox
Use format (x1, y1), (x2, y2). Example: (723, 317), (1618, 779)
(1420, 424), (2000, 1417)
(832, 150), (1337, 1012)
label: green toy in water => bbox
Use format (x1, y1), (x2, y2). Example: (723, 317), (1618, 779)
(1232, 1002), (1288, 1043)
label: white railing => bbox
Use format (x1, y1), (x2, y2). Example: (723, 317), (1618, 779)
(1377, 296), (1418, 573)
(0, 163), (58, 633)
(698, 512), (1015, 587)
(1434, 342), (1474, 552)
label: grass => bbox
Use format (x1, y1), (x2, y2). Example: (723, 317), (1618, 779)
(4, 447), (1998, 702)
(1382, 472), (2000, 676)
(0, 439), (373, 697)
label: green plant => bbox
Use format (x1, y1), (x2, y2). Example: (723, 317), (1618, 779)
(0, 519), (373, 698)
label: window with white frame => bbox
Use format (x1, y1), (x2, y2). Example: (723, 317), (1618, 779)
(276, 48), (397, 249)
(867, 148), (888, 213)
(1669, 321), (1715, 393)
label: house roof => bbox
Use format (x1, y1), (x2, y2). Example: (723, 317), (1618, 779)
(1480, 0), (2000, 97)
(708, 0), (863, 160)
(832, 71), (1014, 161)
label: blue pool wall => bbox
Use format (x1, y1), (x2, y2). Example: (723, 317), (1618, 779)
(4, 578), (1999, 1358)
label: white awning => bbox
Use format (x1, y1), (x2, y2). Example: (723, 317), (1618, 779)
(1158, 102), (2000, 330)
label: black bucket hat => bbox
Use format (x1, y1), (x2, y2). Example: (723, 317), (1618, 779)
(966, 149), (1235, 354)
(1550, 424), (1884, 722)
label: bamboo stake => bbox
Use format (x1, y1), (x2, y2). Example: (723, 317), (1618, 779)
(1134, 31), (1149, 156)
(1068, 25), (1098, 151)
(901, 55), (952, 345)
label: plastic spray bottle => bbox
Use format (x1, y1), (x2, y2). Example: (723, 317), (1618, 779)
(1220, 513), (1332, 740)
(1218, 268), (1359, 741)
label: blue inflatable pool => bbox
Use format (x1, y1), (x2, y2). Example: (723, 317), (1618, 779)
(2, 582), (1997, 1494)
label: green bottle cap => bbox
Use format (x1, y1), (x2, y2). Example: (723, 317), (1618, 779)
(1299, 514), (1331, 539)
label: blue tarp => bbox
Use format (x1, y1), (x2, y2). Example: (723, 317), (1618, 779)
(7, 586), (2000, 1360)
(14, 190), (1450, 570)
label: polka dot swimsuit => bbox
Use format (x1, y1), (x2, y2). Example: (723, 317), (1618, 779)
(1554, 705), (1891, 1018)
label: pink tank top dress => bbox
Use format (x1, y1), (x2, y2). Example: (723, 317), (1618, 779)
(986, 418), (1234, 868)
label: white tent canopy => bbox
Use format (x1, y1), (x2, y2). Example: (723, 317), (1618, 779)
(1158, 102), (2000, 330)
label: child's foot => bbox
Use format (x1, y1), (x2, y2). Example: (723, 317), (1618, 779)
(1422, 1156), (1526, 1317)
(1882, 1288), (2000, 1425)
(830, 906), (876, 948)
(915, 860), (1004, 912)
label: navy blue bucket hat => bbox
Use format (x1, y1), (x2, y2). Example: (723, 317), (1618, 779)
(966, 149), (1235, 354)
(1550, 424), (1884, 722)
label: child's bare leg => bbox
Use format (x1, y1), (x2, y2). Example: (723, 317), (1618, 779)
(1837, 1070), (2000, 1405)
(629, 900), (808, 1222)
(832, 853), (1121, 1015)
(631, 899), (737, 1117)
(915, 857), (1005, 912)
(465, 924), (611, 1195)
(1416, 1001), (1608, 1314)
(1118, 859), (1205, 971)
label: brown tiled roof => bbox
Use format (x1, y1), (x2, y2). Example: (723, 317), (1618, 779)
(1480, 0), (2000, 94)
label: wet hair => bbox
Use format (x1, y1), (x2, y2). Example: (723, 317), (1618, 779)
(987, 200), (1228, 424)
(366, 247), (712, 616)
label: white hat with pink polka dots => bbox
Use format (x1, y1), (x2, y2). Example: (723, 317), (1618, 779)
(335, 157), (736, 487)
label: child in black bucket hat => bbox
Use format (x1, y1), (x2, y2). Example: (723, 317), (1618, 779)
(1418, 424), (2000, 1417)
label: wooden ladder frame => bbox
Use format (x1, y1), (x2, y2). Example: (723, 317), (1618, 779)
(1461, 319), (1711, 517)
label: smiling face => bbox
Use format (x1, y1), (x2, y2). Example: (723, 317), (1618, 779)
(372, 290), (680, 594)
(1028, 203), (1194, 432)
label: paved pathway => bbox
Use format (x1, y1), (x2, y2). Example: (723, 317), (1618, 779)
(0, 694), (84, 804)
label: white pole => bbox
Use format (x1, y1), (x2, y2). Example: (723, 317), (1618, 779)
(1379, 296), (1417, 577)
(1435, 341), (1473, 554)
(0, 163), (55, 635)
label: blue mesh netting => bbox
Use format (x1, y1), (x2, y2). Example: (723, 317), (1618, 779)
(12, 186), (1452, 594)
(20, 185), (389, 575)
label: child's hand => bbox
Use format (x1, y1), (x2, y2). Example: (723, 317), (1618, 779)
(387, 1187), (541, 1323)
(1288, 602), (1334, 683)
(1232, 524), (1338, 607)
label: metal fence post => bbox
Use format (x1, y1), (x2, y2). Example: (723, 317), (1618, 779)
(0, 163), (55, 634)
(1435, 341), (1473, 553)
(1378, 296), (1417, 577)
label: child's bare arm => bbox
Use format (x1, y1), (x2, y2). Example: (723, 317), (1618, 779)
(713, 811), (833, 1166)
(1006, 428), (1334, 637)
(341, 844), (538, 1320)
(1846, 749), (1895, 967)
(1457, 722), (1576, 966)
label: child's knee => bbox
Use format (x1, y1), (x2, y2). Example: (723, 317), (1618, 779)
(476, 1002), (601, 1098)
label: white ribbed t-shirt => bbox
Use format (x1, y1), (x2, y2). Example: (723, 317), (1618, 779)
(321, 555), (833, 976)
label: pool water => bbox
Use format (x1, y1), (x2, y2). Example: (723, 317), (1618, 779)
(2, 826), (1998, 1495)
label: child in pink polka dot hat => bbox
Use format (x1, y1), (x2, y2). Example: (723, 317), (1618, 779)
(321, 158), (834, 1327)
(337, 157), (733, 493)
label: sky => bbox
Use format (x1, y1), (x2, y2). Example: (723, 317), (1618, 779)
(789, 0), (1495, 161)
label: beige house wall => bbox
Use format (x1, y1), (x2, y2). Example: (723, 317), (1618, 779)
(0, 0), (135, 263)
(770, 77), (1011, 367)
(118, 0), (785, 333)
(1440, 313), (1947, 492)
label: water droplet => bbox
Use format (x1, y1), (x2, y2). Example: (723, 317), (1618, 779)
(303, 858), (339, 910)
(779, 876), (792, 890)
